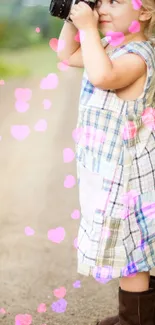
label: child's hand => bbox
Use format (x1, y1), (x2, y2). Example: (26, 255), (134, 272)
(70, 1), (99, 30)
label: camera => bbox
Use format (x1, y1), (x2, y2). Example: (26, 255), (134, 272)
(49, 0), (98, 23)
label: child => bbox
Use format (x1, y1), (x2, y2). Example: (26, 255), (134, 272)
(58, 0), (155, 324)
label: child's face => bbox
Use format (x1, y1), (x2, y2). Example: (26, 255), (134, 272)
(96, 0), (142, 36)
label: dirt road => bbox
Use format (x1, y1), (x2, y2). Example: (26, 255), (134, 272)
(0, 68), (154, 325)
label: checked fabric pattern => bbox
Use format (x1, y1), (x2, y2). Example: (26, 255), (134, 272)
(76, 39), (155, 281)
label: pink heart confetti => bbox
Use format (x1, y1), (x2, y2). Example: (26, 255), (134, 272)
(25, 227), (35, 236)
(57, 60), (69, 71)
(40, 74), (59, 90)
(72, 127), (83, 143)
(71, 209), (80, 220)
(92, 266), (111, 284)
(51, 298), (67, 313)
(73, 280), (81, 288)
(48, 227), (65, 243)
(81, 126), (106, 146)
(34, 119), (47, 132)
(64, 175), (76, 188)
(15, 101), (29, 112)
(121, 190), (138, 208)
(132, 0), (142, 10)
(141, 107), (155, 130)
(53, 287), (67, 298)
(0, 80), (5, 85)
(63, 148), (75, 163)
(15, 88), (32, 102)
(36, 27), (40, 33)
(0, 308), (6, 314)
(49, 38), (65, 52)
(43, 99), (52, 110)
(128, 21), (140, 33)
(121, 121), (137, 140)
(11, 125), (30, 141)
(37, 303), (46, 313)
(15, 314), (32, 325)
(102, 227), (111, 239)
(106, 31), (125, 47)
(74, 31), (80, 42)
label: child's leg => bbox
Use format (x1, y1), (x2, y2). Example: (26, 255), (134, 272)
(119, 271), (150, 292)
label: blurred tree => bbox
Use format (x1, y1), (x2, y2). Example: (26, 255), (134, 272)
(11, 0), (23, 19)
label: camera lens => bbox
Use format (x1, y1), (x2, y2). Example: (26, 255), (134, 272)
(49, 0), (97, 21)
(49, 0), (74, 20)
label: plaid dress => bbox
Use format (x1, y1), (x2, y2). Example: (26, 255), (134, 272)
(75, 38), (155, 282)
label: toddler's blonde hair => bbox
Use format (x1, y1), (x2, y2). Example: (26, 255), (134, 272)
(142, 0), (155, 45)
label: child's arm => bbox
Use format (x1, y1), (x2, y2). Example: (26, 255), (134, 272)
(57, 21), (81, 62)
(80, 28), (147, 90)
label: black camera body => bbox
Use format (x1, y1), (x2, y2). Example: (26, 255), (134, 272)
(49, 0), (98, 23)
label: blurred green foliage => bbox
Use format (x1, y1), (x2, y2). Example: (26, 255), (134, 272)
(0, 4), (63, 50)
(0, 2), (101, 78)
(0, 3), (63, 78)
(0, 60), (30, 78)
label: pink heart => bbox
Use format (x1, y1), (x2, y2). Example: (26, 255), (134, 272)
(132, 0), (142, 10)
(34, 119), (47, 132)
(0, 308), (6, 314)
(71, 209), (80, 219)
(128, 21), (140, 33)
(37, 303), (46, 313)
(79, 30), (85, 43)
(11, 125), (30, 141)
(106, 31), (125, 47)
(15, 101), (29, 112)
(36, 27), (40, 33)
(48, 227), (65, 243)
(0, 80), (5, 85)
(74, 32), (80, 42)
(40, 74), (59, 90)
(53, 287), (66, 298)
(57, 60), (69, 71)
(14, 88), (32, 102)
(72, 127), (83, 143)
(121, 190), (138, 208)
(63, 148), (75, 163)
(102, 227), (111, 239)
(64, 175), (76, 188)
(81, 126), (106, 146)
(43, 99), (52, 110)
(121, 121), (137, 140)
(15, 314), (32, 325)
(25, 227), (35, 236)
(49, 38), (65, 52)
(142, 107), (155, 130)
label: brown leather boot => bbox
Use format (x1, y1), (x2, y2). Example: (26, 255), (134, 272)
(150, 275), (155, 289)
(116, 286), (155, 325)
(96, 275), (155, 325)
